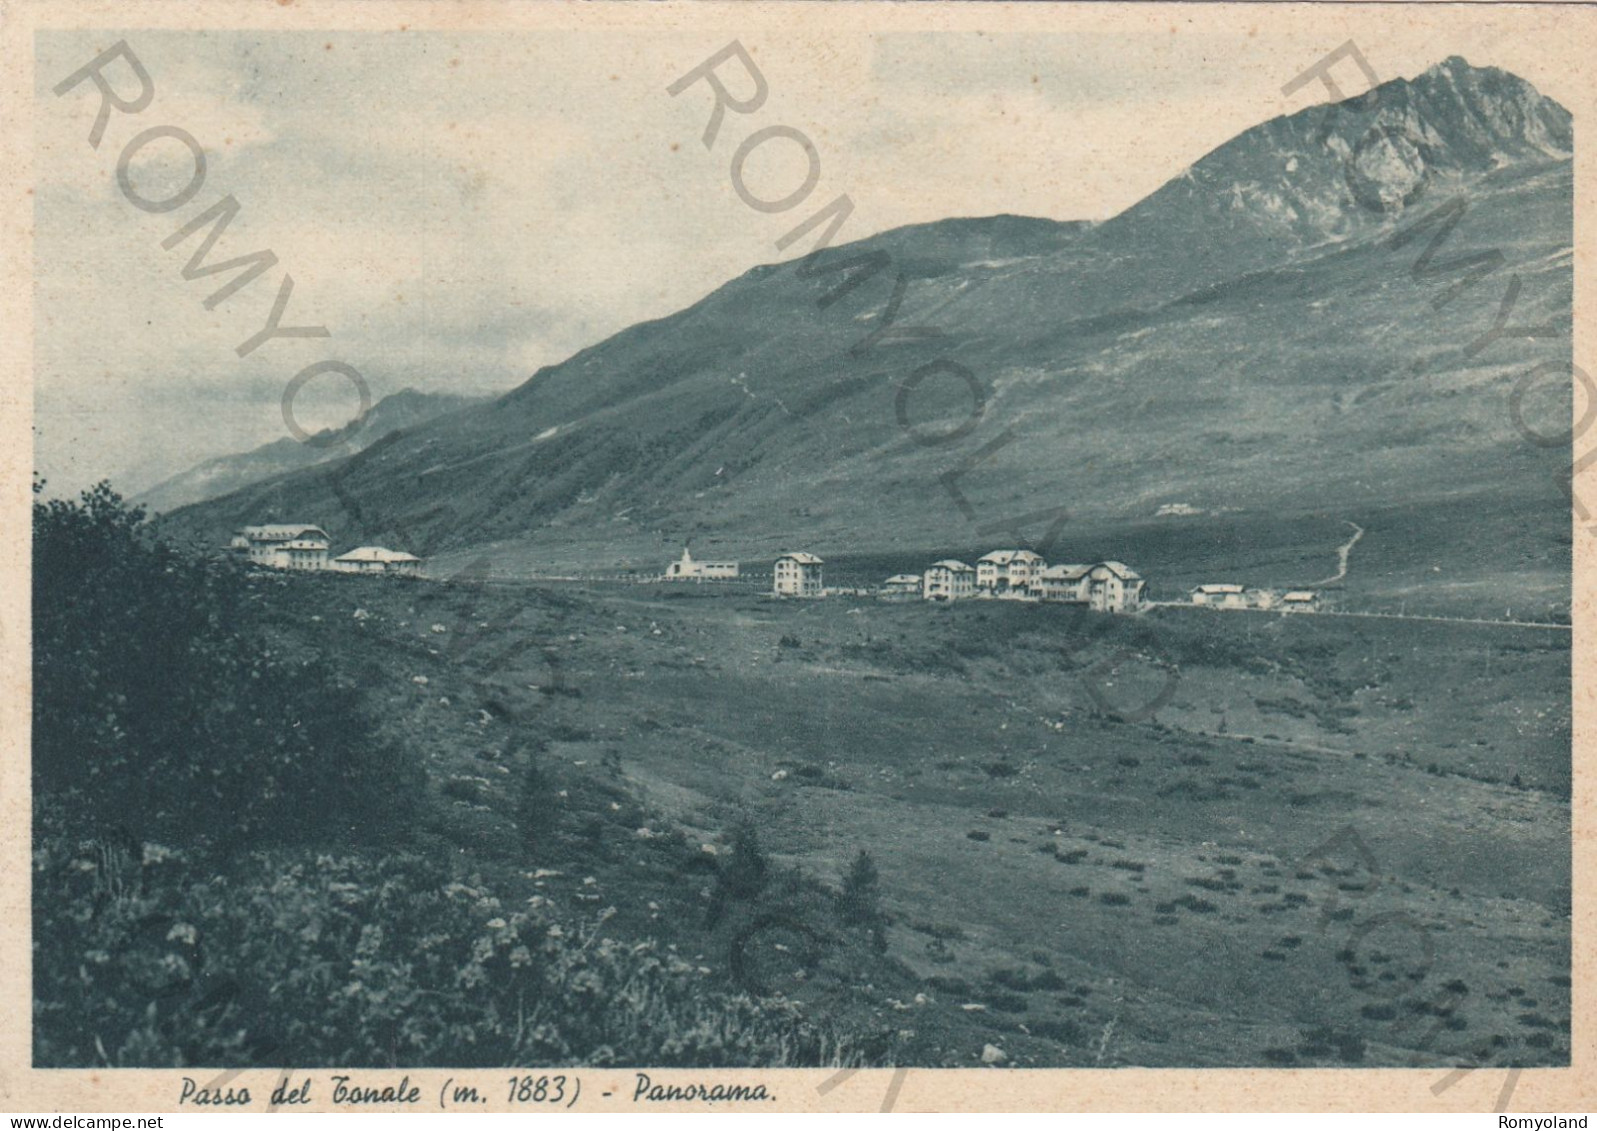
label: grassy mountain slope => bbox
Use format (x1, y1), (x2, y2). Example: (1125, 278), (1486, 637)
(160, 59), (1572, 611)
(134, 388), (484, 516)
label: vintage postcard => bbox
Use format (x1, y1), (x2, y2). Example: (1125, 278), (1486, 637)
(0, 0), (1591, 1116)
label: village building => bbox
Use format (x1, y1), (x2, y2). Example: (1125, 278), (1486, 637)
(773, 552), (824, 597)
(976, 549), (1046, 594)
(1191, 583), (1249, 609)
(923, 559), (976, 601)
(1027, 562), (1145, 611)
(1029, 563), (1091, 602)
(663, 547), (739, 581)
(333, 546), (423, 576)
(881, 573), (923, 599)
(281, 536), (332, 572)
(1280, 590), (1320, 612)
(1084, 561), (1146, 612)
(229, 524), (332, 570)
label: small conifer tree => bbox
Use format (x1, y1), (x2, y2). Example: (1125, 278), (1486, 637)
(517, 741), (558, 853)
(837, 849), (888, 952)
(707, 817), (769, 926)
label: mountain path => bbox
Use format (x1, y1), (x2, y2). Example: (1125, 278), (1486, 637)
(1306, 520), (1364, 587)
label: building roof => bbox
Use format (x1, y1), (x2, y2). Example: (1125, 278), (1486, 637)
(929, 559), (975, 572)
(884, 574), (922, 585)
(777, 552), (824, 564)
(978, 549), (1044, 564)
(1037, 563), (1090, 580)
(1194, 583), (1245, 594)
(673, 552), (736, 568)
(1282, 590), (1318, 601)
(239, 524), (329, 543)
(283, 539), (328, 550)
(1092, 561), (1142, 581)
(335, 546), (421, 563)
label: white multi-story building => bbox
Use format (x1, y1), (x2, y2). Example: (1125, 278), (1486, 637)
(1029, 563), (1091, 602)
(923, 560), (976, 601)
(976, 549), (1046, 594)
(1083, 561), (1145, 613)
(773, 552), (824, 597)
(228, 524), (332, 570)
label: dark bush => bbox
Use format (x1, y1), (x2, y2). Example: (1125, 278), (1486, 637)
(1029, 1018), (1085, 1045)
(33, 839), (855, 1068)
(986, 991), (1028, 1014)
(517, 750), (560, 854)
(986, 968), (1030, 991)
(707, 818), (769, 925)
(32, 482), (420, 849)
(836, 850), (889, 953)
(442, 776), (485, 804)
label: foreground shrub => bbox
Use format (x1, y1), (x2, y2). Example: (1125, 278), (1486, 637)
(836, 850), (889, 953)
(33, 831), (858, 1068)
(517, 746), (560, 854)
(707, 818), (769, 926)
(32, 482), (420, 848)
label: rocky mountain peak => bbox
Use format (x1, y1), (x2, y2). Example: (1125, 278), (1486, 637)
(1095, 56), (1570, 262)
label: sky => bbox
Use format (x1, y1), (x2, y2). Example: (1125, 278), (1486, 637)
(30, 14), (1577, 497)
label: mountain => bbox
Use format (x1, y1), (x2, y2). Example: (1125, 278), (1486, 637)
(134, 388), (484, 515)
(159, 58), (1572, 599)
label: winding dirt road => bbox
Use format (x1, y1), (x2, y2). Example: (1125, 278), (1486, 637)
(1306, 520), (1364, 587)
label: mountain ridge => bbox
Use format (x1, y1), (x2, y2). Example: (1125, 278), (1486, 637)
(135, 388), (485, 516)
(157, 58), (1572, 599)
